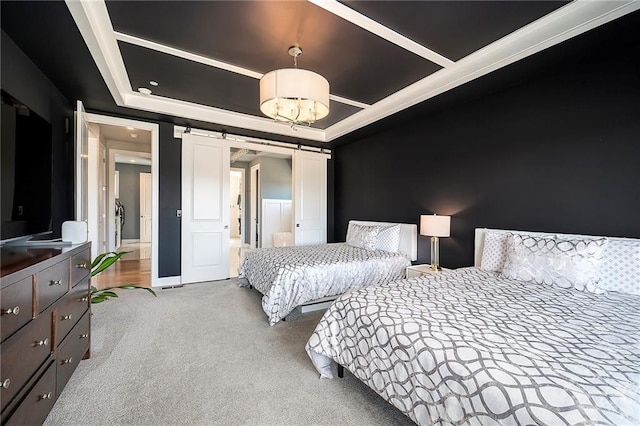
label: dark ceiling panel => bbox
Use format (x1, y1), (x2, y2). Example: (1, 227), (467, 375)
(120, 41), (263, 117)
(119, 42), (360, 130)
(105, 0), (441, 104)
(342, 1), (570, 61)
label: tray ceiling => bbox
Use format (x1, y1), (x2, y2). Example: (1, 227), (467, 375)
(63, 0), (639, 142)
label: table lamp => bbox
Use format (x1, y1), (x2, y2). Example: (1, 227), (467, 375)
(420, 214), (451, 271)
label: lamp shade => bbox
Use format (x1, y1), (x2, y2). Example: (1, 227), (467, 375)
(420, 214), (451, 237)
(260, 68), (330, 123)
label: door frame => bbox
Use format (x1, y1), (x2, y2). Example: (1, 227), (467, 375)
(250, 163), (260, 249)
(230, 167), (245, 242)
(139, 172), (152, 243)
(84, 112), (161, 286)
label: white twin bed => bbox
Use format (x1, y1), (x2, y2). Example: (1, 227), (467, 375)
(306, 228), (640, 425)
(238, 220), (417, 325)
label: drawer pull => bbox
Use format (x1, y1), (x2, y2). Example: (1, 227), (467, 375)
(1, 379), (10, 389)
(50, 279), (63, 286)
(79, 297), (88, 302)
(38, 392), (53, 400)
(61, 314), (73, 321)
(60, 358), (73, 365)
(34, 338), (49, 347)
(76, 262), (89, 269)
(1, 306), (20, 315)
(79, 333), (89, 339)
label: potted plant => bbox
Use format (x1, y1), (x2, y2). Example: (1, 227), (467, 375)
(90, 251), (156, 303)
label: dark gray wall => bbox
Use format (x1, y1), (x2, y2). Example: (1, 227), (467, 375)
(256, 157), (292, 200)
(333, 29), (640, 268)
(157, 123), (181, 277)
(1, 30), (73, 238)
(115, 163), (151, 239)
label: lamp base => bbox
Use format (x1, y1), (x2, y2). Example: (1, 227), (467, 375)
(430, 236), (440, 271)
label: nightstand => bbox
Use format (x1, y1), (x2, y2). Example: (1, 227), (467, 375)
(406, 264), (450, 278)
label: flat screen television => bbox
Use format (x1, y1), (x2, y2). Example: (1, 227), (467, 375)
(1, 89), (53, 242)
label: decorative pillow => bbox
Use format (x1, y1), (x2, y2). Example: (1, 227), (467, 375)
(501, 234), (608, 293)
(599, 239), (640, 295)
(346, 223), (381, 251)
(374, 224), (401, 253)
(480, 230), (509, 272)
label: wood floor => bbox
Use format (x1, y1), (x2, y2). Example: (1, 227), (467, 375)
(92, 259), (151, 290)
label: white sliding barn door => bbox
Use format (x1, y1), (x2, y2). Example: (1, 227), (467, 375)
(293, 150), (327, 245)
(181, 134), (230, 283)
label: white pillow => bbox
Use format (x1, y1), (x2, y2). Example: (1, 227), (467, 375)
(599, 239), (640, 295)
(346, 223), (380, 251)
(374, 224), (401, 253)
(480, 230), (508, 272)
(502, 234), (608, 293)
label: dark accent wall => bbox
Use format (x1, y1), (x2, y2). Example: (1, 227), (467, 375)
(333, 38), (640, 268)
(1, 30), (73, 238)
(158, 122), (181, 277)
(115, 163), (151, 239)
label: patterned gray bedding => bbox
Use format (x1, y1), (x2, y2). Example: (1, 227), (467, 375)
(238, 243), (411, 325)
(306, 267), (640, 425)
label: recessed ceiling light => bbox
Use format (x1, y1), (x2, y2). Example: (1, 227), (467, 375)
(149, 80), (158, 86)
(129, 159), (136, 163)
(126, 126), (135, 130)
(138, 87), (152, 95)
(130, 133), (138, 138)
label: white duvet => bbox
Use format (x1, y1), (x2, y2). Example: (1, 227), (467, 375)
(306, 267), (640, 425)
(238, 243), (410, 325)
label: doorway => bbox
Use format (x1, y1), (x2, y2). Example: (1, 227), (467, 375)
(113, 151), (152, 263)
(178, 129), (328, 285)
(79, 107), (160, 287)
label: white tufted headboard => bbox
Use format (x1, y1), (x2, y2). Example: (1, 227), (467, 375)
(350, 220), (417, 261)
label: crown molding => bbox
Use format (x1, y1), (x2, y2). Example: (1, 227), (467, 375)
(67, 0), (639, 143)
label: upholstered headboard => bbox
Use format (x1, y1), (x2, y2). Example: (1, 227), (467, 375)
(474, 228), (640, 295)
(350, 220), (417, 261)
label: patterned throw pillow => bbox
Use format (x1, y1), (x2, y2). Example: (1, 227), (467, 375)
(374, 224), (401, 253)
(599, 239), (640, 295)
(346, 223), (381, 251)
(480, 231), (509, 272)
(502, 234), (608, 293)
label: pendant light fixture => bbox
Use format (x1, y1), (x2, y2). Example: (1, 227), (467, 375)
(259, 45), (330, 128)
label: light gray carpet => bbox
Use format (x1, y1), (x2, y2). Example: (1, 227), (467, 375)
(44, 279), (414, 425)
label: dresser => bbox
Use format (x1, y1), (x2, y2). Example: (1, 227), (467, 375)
(0, 243), (91, 425)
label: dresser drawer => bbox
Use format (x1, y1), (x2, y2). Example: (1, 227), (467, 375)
(0, 311), (52, 412)
(56, 310), (90, 397)
(54, 284), (90, 348)
(70, 248), (91, 288)
(1, 276), (33, 342)
(4, 361), (56, 426)
(36, 260), (69, 313)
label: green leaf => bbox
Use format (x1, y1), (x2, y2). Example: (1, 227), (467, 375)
(91, 294), (108, 303)
(91, 251), (131, 276)
(97, 291), (119, 298)
(90, 252), (109, 269)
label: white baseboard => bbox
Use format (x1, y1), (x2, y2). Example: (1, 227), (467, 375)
(152, 275), (181, 288)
